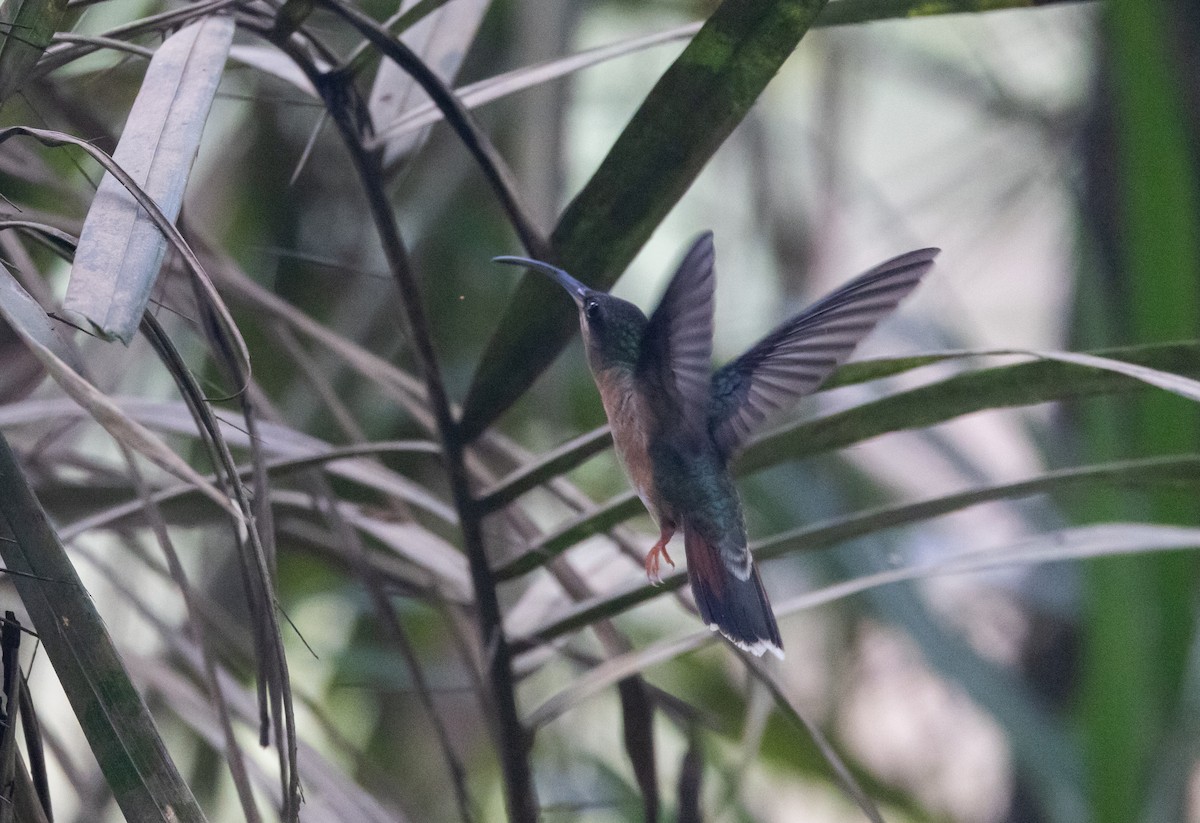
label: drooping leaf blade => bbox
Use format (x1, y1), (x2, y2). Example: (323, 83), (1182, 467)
(0, 261), (83, 374)
(0, 265), (240, 519)
(738, 343), (1200, 476)
(64, 16), (235, 343)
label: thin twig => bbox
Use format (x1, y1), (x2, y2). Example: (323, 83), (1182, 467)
(140, 312), (300, 819)
(243, 375), (477, 823)
(315, 485), (478, 823)
(252, 29), (540, 821)
(33, 0), (243, 78)
(316, 0), (550, 260)
(137, 472), (264, 823)
(738, 654), (885, 823)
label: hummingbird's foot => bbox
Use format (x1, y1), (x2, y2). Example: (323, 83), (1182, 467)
(644, 527), (676, 585)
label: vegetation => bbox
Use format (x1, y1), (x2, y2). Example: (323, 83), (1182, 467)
(0, 0), (1196, 821)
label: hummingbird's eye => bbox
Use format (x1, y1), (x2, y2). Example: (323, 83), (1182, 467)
(584, 300), (601, 320)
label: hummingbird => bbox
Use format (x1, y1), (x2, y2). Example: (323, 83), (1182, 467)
(495, 234), (938, 658)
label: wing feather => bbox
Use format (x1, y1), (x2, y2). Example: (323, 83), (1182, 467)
(709, 247), (939, 457)
(638, 232), (716, 433)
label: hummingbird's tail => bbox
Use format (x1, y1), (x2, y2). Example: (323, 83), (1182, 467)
(683, 525), (784, 659)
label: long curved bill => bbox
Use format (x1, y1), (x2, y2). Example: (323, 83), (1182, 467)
(493, 256), (588, 307)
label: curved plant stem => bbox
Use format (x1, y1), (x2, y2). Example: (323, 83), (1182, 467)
(139, 313), (301, 819)
(514, 455), (1200, 647)
(317, 0), (549, 262)
(255, 29), (539, 821)
(33, 0), (241, 77)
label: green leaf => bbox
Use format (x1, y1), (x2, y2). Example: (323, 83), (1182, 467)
(460, 0), (831, 439)
(0, 0), (68, 104)
(814, 0), (1077, 25)
(495, 344), (1200, 581)
(65, 16), (235, 343)
(0, 432), (207, 823)
(738, 342), (1200, 475)
(1028, 349), (1200, 405)
(1082, 1), (1200, 820)
(525, 523), (1200, 730)
(478, 426), (611, 513)
(482, 344), (1200, 516)
(512, 456), (1200, 644)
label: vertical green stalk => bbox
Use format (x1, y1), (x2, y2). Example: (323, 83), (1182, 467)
(1081, 1), (1200, 821)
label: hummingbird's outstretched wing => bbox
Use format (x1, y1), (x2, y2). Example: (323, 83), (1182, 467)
(708, 247), (939, 458)
(638, 232), (716, 433)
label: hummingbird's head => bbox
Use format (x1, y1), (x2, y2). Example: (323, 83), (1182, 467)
(494, 256), (647, 374)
